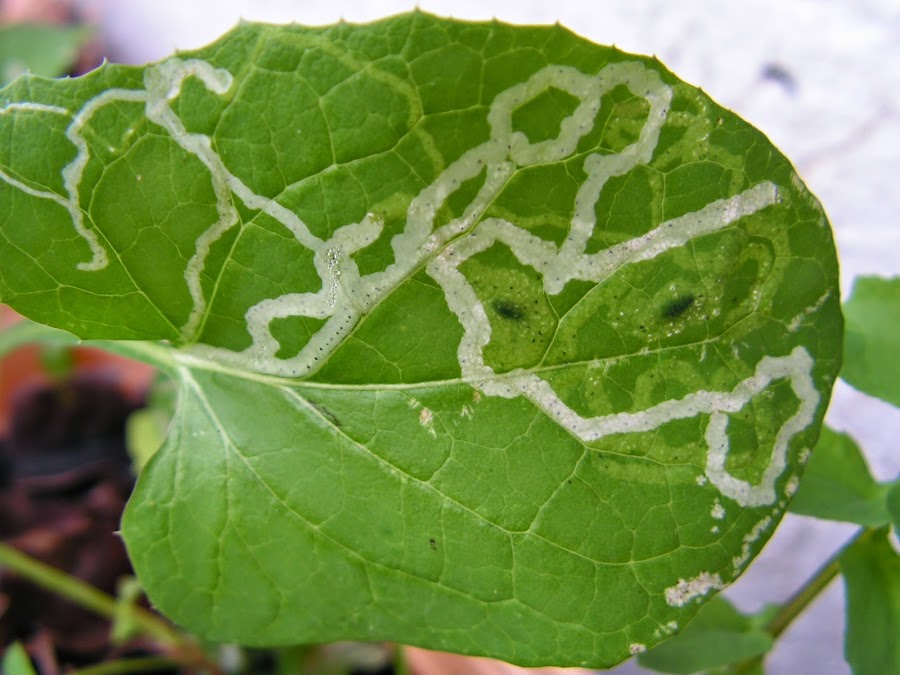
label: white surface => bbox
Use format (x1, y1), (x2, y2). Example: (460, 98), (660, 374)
(81, 1), (900, 673)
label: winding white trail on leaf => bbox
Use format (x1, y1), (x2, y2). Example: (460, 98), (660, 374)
(174, 61), (681, 374)
(2, 57), (820, 507)
(0, 98), (120, 271)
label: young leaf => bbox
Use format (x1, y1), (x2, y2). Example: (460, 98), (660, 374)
(841, 529), (900, 675)
(788, 427), (892, 527)
(636, 596), (773, 674)
(0, 13), (842, 668)
(842, 276), (900, 408)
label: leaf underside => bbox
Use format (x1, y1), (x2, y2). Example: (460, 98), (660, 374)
(0, 12), (841, 668)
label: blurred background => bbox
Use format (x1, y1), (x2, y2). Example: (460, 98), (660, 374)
(2, 1), (899, 673)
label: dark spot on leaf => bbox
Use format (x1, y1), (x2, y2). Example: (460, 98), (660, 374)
(662, 294), (695, 320)
(311, 402), (341, 427)
(492, 299), (525, 321)
(429, 538), (437, 551)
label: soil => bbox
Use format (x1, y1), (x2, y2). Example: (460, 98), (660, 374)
(0, 363), (161, 673)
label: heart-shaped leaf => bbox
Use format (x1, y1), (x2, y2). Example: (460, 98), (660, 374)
(0, 12), (841, 667)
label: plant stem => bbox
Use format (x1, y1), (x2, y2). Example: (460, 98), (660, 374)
(732, 527), (867, 674)
(0, 542), (220, 672)
(0, 542), (176, 644)
(67, 656), (179, 675)
(393, 645), (411, 675)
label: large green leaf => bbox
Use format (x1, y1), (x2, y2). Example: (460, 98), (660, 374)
(0, 13), (842, 668)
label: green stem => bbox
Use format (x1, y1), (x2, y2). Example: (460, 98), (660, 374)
(765, 527), (866, 639)
(0, 542), (219, 672)
(67, 657), (179, 675)
(0, 542), (176, 644)
(732, 527), (868, 674)
(393, 645), (411, 675)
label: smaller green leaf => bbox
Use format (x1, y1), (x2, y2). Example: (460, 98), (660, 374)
(0, 23), (92, 86)
(125, 372), (176, 472)
(637, 596), (773, 674)
(125, 407), (169, 473)
(888, 482), (900, 532)
(707, 665), (765, 675)
(125, 408), (167, 472)
(1, 642), (38, 675)
(706, 665), (766, 675)
(788, 427), (892, 526)
(706, 662), (766, 675)
(842, 276), (900, 408)
(841, 528), (900, 675)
